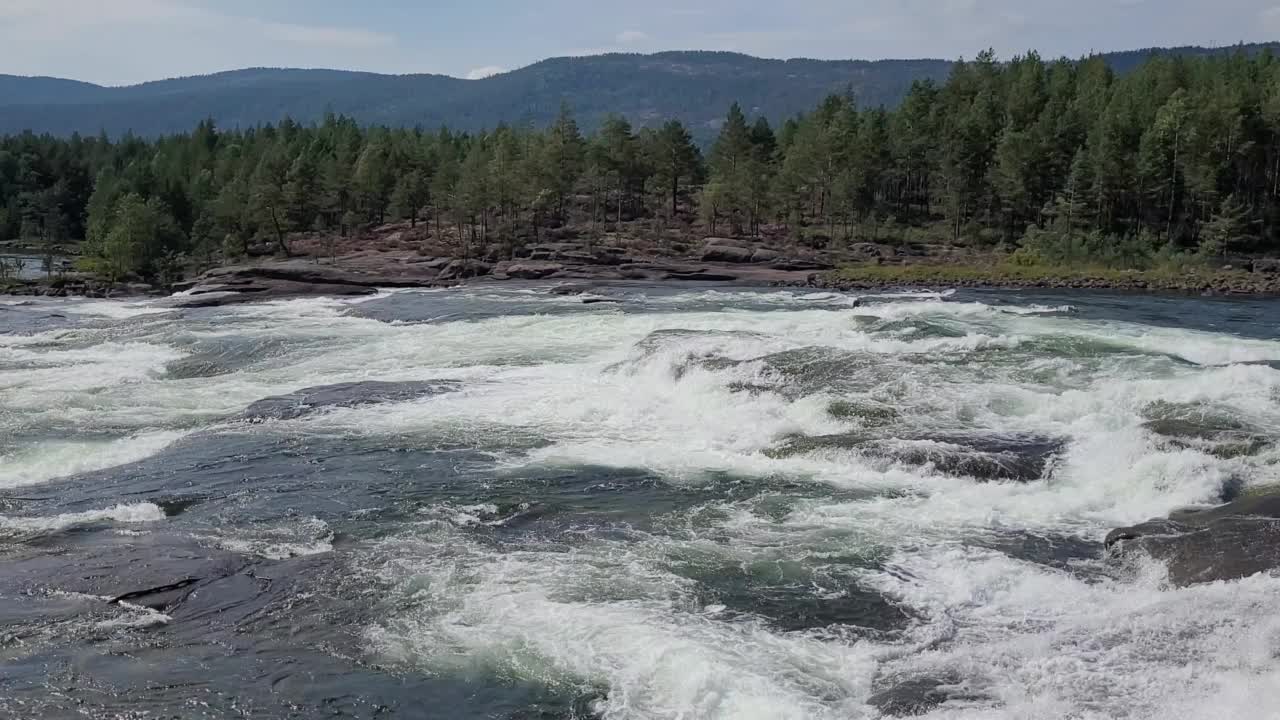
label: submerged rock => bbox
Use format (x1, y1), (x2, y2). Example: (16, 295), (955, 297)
(1141, 410), (1272, 459)
(237, 380), (457, 422)
(867, 677), (961, 717)
(827, 400), (900, 426)
(767, 432), (1065, 482)
(1107, 492), (1280, 586)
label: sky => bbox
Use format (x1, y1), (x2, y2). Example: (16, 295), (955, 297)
(1, 0), (1279, 85)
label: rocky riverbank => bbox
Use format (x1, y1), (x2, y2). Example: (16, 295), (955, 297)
(170, 238), (830, 306)
(1, 276), (156, 299)
(11, 228), (1280, 303)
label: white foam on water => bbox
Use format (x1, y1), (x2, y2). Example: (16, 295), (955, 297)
(859, 547), (1280, 719)
(340, 289), (1280, 718)
(9, 286), (1280, 718)
(0, 341), (185, 393)
(0, 431), (189, 489)
(0, 502), (166, 532)
(57, 298), (175, 319)
(365, 529), (880, 720)
(200, 517), (335, 560)
(94, 607), (173, 631)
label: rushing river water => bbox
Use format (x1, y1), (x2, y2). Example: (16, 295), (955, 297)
(1, 284), (1279, 719)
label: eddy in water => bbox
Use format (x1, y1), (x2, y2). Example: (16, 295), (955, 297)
(1, 285), (1278, 719)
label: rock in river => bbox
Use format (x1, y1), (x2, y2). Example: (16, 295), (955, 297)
(1107, 491), (1280, 586)
(171, 263), (434, 307)
(237, 380), (457, 422)
(766, 432), (1065, 482)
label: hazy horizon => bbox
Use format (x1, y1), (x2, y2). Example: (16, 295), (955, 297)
(1, 0), (1277, 86)
(6, 40), (1277, 89)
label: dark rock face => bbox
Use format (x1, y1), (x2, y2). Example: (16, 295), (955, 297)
(767, 432), (1065, 482)
(237, 381), (457, 422)
(1107, 493), (1280, 586)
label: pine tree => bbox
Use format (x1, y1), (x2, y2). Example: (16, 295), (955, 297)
(646, 120), (700, 218)
(284, 151), (321, 235)
(708, 102), (755, 234)
(541, 103), (585, 218)
(1200, 193), (1253, 256)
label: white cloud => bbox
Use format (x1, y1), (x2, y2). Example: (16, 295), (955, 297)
(465, 65), (507, 80)
(615, 29), (650, 45)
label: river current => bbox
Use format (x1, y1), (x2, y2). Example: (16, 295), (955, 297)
(1, 284), (1279, 719)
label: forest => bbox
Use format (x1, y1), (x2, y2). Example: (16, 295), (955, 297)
(1, 47), (1278, 282)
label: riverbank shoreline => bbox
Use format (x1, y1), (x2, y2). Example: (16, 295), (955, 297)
(795, 263), (1280, 297)
(7, 249), (1280, 303)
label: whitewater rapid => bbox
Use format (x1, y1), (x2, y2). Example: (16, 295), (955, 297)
(2, 285), (1279, 719)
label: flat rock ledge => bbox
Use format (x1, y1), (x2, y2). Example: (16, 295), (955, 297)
(169, 263), (436, 307)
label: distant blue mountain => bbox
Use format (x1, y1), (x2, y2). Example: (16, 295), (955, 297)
(1, 44), (1275, 140)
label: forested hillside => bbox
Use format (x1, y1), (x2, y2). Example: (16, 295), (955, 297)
(2, 48), (1279, 282)
(0, 44), (1276, 141)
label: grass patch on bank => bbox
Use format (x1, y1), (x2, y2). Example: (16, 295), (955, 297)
(831, 260), (1256, 289)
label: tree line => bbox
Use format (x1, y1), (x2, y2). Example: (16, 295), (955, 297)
(2, 47), (1279, 281)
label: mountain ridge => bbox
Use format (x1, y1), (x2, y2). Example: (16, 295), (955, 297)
(1, 43), (1276, 140)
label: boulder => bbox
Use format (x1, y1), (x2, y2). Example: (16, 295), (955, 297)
(849, 243), (883, 260)
(751, 248), (781, 263)
(496, 261), (564, 280)
(1251, 258), (1280, 274)
(894, 243), (929, 257)
(702, 245), (756, 263)
(436, 259), (493, 281)
(1107, 492), (1280, 586)
(703, 237), (746, 249)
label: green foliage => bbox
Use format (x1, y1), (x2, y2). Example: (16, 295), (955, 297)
(3, 45), (1280, 283)
(81, 192), (181, 281)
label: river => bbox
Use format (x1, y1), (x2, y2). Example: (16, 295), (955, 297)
(1, 284), (1278, 719)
